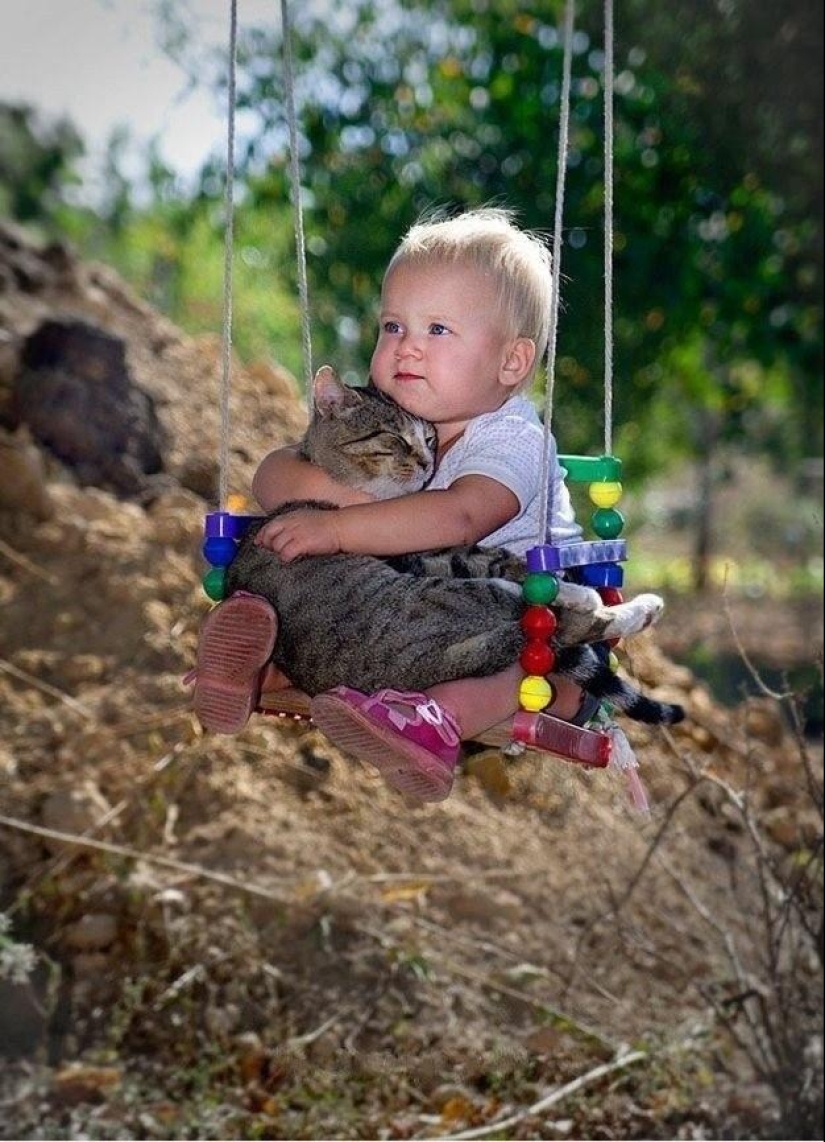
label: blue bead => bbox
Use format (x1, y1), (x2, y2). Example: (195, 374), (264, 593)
(579, 562), (625, 587)
(203, 536), (238, 567)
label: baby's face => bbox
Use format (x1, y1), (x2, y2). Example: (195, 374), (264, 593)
(370, 259), (524, 444)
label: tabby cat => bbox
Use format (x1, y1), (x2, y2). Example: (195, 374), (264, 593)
(226, 369), (684, 726)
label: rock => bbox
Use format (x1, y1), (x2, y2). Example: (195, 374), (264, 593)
(40, 785), (112, 851)
(178, 455), (218, 499)
(50, 1064), (122, 1106)
(64, 913), (119, 951)
(464, 749), (513, 802)
(743, 698), (787, 748)
(59, 654), (108, 685)
(0, 425), (54, 518)
(0, 978), (48, 1057)
(11, 317), (167, 496)
(435, 886), (524, 925)
(147, 487), (204, 547)
(72, 952), (111, 977)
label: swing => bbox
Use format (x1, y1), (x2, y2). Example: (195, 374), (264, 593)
(197, 0), (630, 770)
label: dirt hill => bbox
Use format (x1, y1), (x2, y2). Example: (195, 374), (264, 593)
(0, 222), (821, 1140)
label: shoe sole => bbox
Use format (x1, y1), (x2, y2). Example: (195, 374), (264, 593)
(194, 595), (277, 734)
(310, 693), (454, 803)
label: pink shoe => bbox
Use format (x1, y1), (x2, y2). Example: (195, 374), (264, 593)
(193, 593), (277, 734)
(310, 687), (460, 802)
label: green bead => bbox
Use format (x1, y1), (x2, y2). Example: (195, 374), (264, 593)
(591, 508), (625, 539)
(203, 566), (227, 601)
(522, 572), (560, 605)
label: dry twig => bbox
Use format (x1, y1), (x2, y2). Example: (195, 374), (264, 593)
(0, 813), (288, 903)
(433, 1050), (648, 1141)
(0, 657), (93, 718)
(0, 537), (58, 584)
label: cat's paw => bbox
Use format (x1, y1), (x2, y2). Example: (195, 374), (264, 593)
(554, 581), (603, 614)
(603, 593), (665, 640)
(630, 592), (665, 629)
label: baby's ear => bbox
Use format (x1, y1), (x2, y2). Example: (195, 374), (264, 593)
(499, 338), (536, 389)
(312, 365), (358, 416)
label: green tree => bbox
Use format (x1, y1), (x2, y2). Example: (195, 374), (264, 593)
(221, 0), (820, 474)
(0, 103), (84, 225)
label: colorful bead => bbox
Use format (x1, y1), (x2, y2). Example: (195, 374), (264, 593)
(591, 508), (625, 538)
(599, 587), (624, 606)
(519, 675), (555, 712)
(522, 572), (560, 605)
(519, 640), (557, 675)
(588, 480), (623, 509)
(202, 566), (227, 601)
(527, 540), (627, 573)
(608, 651), (620, 673)
(203, 536), (238, 567)
(520, 605), (558, 640)
(580, 562), (624, 587)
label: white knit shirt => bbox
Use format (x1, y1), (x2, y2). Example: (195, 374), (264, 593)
(427, 395), (581, 557)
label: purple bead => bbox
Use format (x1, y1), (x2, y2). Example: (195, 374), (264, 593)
(526, 540), (627, 573)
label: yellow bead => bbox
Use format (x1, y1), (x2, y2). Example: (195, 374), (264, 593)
(227, 493), (249, 513)
(588, 480), (623, 509)
(608, 651), (620, 673)
(519, 674), (555, 712)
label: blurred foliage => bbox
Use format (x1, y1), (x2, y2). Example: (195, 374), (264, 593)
(0, 0), (821, 485)
(0, 105), (83, 221)
(226, 0), (822, 473)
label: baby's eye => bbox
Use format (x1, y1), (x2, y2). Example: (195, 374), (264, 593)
(429, 322), (450, 336)
(382, 319), (402, 334)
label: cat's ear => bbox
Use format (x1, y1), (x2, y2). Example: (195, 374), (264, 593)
(312, 365), (360, 416)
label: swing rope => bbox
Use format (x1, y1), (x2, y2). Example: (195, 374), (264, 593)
(603, 0), (615, 456)
(217, 0), (313, 513)
(217, 0), (239, 513)
(538, 0), (617, 542)
(538, 0), (576, 540)
(279, 0), (314, 403)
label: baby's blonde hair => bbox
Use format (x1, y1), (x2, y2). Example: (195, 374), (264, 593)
(385, 206), (552, 381)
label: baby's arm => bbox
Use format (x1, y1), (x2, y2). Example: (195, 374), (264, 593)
(252, 445), (375, 512)
(255, 475), (519, 560)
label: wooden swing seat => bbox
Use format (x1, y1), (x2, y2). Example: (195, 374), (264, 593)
(256, 687), (611, 767)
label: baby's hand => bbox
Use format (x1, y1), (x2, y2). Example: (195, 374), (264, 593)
(254, 509), (342, 562)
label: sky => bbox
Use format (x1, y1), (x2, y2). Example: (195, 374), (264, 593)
(0, 0), (277, 192)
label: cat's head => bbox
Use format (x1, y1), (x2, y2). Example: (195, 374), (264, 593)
(303, 366), (437, 498)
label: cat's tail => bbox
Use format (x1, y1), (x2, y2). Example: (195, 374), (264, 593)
(556, 644), (685, 726)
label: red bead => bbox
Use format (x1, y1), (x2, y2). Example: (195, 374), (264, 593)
(519, 640), (557, 675)
(599, 588), (624, 606)
(520, 605), (558, 639)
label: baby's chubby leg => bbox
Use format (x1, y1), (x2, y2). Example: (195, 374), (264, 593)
(428, 664), (583, 740)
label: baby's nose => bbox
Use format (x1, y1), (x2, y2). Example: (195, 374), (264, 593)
(396, 331), (423, 356)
